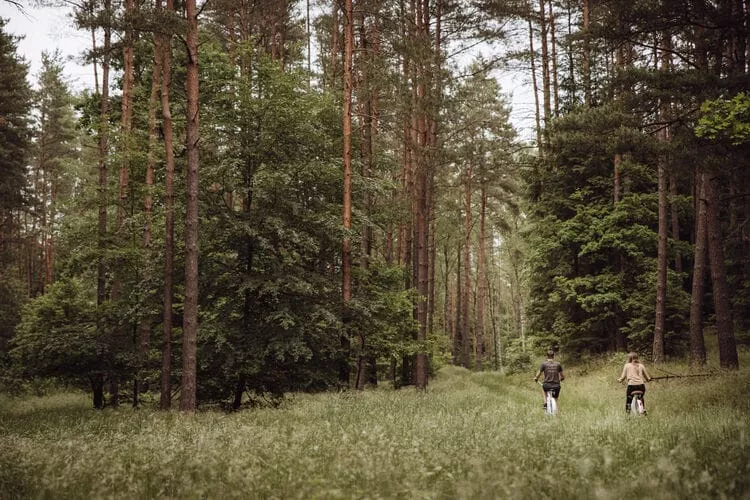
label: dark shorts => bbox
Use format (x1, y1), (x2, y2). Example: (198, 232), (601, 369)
(627, 384), (646, 397)
(542, 383), (561, 398)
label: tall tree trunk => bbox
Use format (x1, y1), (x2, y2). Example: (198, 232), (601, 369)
(330, 1), (340, 89)
(341, 0), (354, 387)
(354, 2), (373, 390)
(689, 172), (707, 367)
(547, 0), (559, 115)
(180, 0), (200, 412)
(475, 184), (487, 370)
(582, 0), (591, 106)
(413, 0), (431, 390)
(652, 150), (668, 363)
(96, 0), (111, 310)
(538, 0), (551, 142)
(705, 175), (739, 369)
(462, 159), (472, 369)
(94, 0), (112, 410)
(669, 172), (682, 273)
(136, 5), (162, 407)
(453, 240), (462, 365)
(427, 0), (441, 343)
(527, 17), (543, 152)
(160, 0), (176, 411)
(108, 0), (136, 409)
(653, 32), (672, 364)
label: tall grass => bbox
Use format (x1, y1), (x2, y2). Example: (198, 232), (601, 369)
(1, 353), (749, 499)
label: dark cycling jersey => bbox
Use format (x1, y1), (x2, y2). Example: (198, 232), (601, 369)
(539, 360), (563, 385)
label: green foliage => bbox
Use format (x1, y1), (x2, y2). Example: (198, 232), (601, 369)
(525, 105), (692, 356)
(0, 18), (32, 214)
(1, 350), (748, 498)
(502, 338), (533, 374)
(194, 44), (358, 400)
(349, 264), (419, 369)
(10, 279), (108, 381)
(696, 93), (750, 145)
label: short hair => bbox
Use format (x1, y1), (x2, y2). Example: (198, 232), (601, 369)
(547, 349), (555, 358)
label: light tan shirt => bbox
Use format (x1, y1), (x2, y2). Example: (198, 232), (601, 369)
(618, 362), (651, 385)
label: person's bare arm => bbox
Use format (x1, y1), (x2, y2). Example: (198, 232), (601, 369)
(617, 365), (627, 383)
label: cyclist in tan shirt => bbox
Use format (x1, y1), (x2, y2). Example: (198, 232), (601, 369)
(617, 352), (652, 413)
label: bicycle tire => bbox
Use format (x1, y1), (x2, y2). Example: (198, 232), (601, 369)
(630, 394), (644, 415)
(546, 391), (557, 415)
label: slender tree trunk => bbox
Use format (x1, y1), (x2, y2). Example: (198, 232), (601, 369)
(538, 0), (551, 139)
(689, 172), (708, 367)
(652, 150), (668, 363)
(453, 240), (462, 365)
(547, 0), (559, 115)
(653, 32), (672, 364)
(180, 0), (200, 412)
(108, 0), (136, 409)
(136, 10), (163, 407)
(91, 373), (105, 410)
(413, 0), (431, 390)
(705, 175), (739, 369)
(160, 0), (176, 411)
(341, 0), (354, 387)
(669, 172), (682, 273)
(462, 159), (472, 369)
(427, 0), (441, 342)
(355, 3), (372, 390)
(94, 0), (112, 410)
(443, 243), (451, 342)
(96, 0), (111, 310)
(330, 1), (340, 89)
(527, 16), (543, 152)
(582, 0), (591, 106)
(475, 184), (487, 370)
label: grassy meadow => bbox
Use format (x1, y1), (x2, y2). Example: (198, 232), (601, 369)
(1, 349), (749, 499)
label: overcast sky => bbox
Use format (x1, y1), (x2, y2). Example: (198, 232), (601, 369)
(2, 2), (535, 139)
(2, 3), (93, 89)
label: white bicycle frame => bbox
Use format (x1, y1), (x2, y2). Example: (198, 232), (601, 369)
(541, 383), (557, 415)
(630, 390), (645, 415)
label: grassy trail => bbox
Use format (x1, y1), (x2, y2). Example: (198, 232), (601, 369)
(1, 354), (749, 499)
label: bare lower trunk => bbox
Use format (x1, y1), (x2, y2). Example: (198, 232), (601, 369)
(705, 175), (739, 369)
(475, 185), (487, 370)
(689, 172), (707, 367)
(462, 160), (472, 369)
(652, 154), (668, 363)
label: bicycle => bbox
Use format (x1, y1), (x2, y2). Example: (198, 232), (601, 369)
(629, 390), (646, 415)
(539, 382), (558, 415)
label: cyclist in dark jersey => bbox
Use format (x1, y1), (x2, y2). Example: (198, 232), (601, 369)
(533, 349), (565, 410)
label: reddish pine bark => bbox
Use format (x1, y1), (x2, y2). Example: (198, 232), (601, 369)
(341, 0), (354, 387)
(160, 0), (176, 411)
(180, 0), (201, 412)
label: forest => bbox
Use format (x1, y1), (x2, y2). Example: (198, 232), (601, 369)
(0, 0), (749, 415)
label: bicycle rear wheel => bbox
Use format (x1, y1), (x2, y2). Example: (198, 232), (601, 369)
(546, 392), (557, 415)
(630, 392), (644, 415)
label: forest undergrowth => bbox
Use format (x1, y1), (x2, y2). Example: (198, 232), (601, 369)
(1, 343), (749, 499)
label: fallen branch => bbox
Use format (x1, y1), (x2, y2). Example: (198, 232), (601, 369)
(651, 373), (716, 380)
